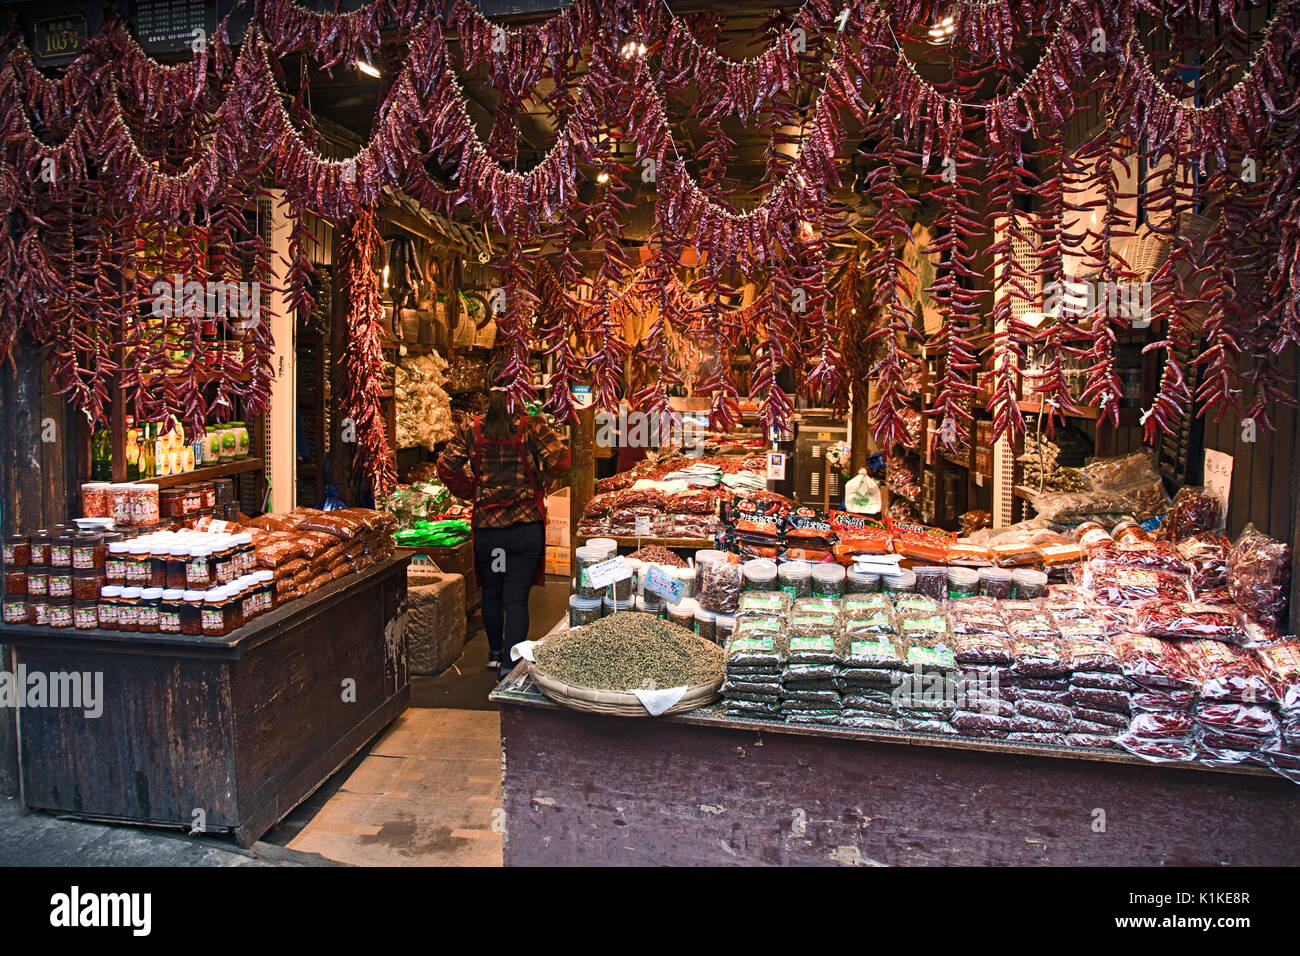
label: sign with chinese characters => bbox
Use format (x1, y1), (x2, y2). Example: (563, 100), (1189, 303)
(1202, 450), (1232, 530)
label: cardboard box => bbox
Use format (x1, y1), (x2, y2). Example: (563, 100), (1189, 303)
(546, 488), (571, 547)
(544, 544), (571, 576)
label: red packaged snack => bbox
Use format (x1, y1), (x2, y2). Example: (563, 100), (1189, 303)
(830, 512), (891, 556)
(1134, 600), (1249, 645)
(1090, 567), (1192, 607)
(1228, 524), (1292, 631)
(783, 507), (835, 549)
(1182, 640), (1277, 706)
(888, 519), (956, 563)
(1035, 542), (1085, 568)
(1157, 487), (1221, 542)
(1176, 532), (1231, 594)
(730, 498), (788, 542)
(1112, 632), (1197, 690)
(946, 542), (992, 567)
(988, 542), (1040, 568)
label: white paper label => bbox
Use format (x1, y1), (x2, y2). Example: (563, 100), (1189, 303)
(634, 515), (652, 537)
(1202, 450), (1232, 529)
(584, 556), (632, 590)
(633, 685), (688, 716)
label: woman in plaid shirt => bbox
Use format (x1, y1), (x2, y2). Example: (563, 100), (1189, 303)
(437, 381), (570, 675)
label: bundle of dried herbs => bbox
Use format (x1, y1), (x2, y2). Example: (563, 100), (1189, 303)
(534, 613), (724, 691)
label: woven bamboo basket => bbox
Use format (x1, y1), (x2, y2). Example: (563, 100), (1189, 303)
(527, 664), (722, 717)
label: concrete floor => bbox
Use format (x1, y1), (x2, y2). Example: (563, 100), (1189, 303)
(0, 577), (571, 868)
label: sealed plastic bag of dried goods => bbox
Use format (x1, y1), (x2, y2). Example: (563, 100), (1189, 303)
(1228, 524), (1292, 631)
(1134, 600), (1249, 645)
(1112, 632), (1198, 690)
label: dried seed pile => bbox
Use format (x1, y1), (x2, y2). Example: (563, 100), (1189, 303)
(628, 546), (687, 567)
(533, 612), (724, 691)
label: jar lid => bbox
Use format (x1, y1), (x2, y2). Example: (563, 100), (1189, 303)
(634, 594), (662, 609)
(914, 565), (947, 575)
(141, 588), (164, 599)
(254, 571), (273, 582)
(568, 594), (603, 608)
(694, 607), (717, 621)
(585, 537), (617, 557)
(883, 568), (917, 585)
(191, 546), (212, 557)
(80, 481), (110, 489)
(1011, 569), (1048, 584)
(778, 561), (812, 579)
(978, 567), (1012, 580)
(574, 545), (605, 561)
(847, 567), (881, 581)
(811, 563), (846, 582)
(742, 558), (778, 580)
(121, 587), (143, 598)
(33, 529), (52, 540)
(169, 545), (190, 556)
(946, 567), (979, 585)
(694, 549), (726, 565)
(601, 596), (633, 608)
(55, 532), (78, 542)
(205, 589), (225, 603)
(669, 598), (699, 615)
(128, 543), (149, 554)
(100, 585), (123, 597)
(161, 589), (184, 599)
(182, 590), (206, 600)
(715, 613), (737, 625)
(135, 484), (160, 491)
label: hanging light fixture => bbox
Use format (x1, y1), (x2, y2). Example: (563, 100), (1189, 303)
(356, 59), (381, 78)
(926, 14), (955, 45)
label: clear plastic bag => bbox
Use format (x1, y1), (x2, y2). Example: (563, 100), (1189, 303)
(1112, 632), (1198, 690)
(1157, 487), (1221, 542)
(954, 633), (1015, 666)
(1176, 532), (1231, 594)
(1134, 600), (1249, 645)
(698, 560), (743, 614)
(1228, 523), (1292, 630)
(1011, 636), (1069, 677)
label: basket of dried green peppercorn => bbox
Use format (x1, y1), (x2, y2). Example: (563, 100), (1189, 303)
(528, 612), (724, 716)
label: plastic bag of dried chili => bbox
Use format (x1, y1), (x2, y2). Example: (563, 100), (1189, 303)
(1157, 487), (1221, 542)
(1175, 532), (1232, 594)
(1112, 632), (1198, 690)
(1134, 599), (1250, 645)
(1090, 567), (1193, 607)
(1182, 639), (1277, 706)
(1228, 524), (1292, 631)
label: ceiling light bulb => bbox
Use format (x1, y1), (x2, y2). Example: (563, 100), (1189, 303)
(356, 59), (380, 78)
(596, 171), (610, 184)
(941, 15), (954, 26)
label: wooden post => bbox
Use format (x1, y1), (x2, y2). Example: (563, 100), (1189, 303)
(569, 404), (596, 572)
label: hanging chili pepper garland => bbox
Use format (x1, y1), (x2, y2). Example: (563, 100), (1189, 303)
(338, 208), (399, 498)
(0, 0), (1296, 438)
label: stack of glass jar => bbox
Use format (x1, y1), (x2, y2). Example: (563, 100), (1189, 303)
(5, 526), (275, 637)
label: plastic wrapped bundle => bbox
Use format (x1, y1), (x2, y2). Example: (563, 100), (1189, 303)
(1228, 524), (1292, 632)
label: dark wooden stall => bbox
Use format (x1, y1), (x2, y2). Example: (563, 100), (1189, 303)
(0, 556), (410, 848)
(493, 668), (1300, 867)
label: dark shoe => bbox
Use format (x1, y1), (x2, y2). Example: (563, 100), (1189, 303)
(487, 653), (501, 668)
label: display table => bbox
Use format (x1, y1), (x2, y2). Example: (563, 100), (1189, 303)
(1, 556), (410, 847)
(492, 623), (1300, 867)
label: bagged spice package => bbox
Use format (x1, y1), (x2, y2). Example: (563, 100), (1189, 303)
(901, 634), (957, 674)
(1228, 523), (1292, 631)
(1061, 636), (1122, 673)
(1007, 617), (1061, 642)
(783, 506), (836, 550)
(897, 717), (958, 735)
(793, 596), (843, 617)
(736, 590), (792, 620)
(949, 606), (1009, 638)
(1090, 567), (1193, 607)
(724, 620), (785, 672)
(1112, 633), (1197, 690)
(888, 519), (956, 563)
(1134, 600), (1249, 645)
(841, 714), (900, 730)
(843, 592), (894, 614)
(1086, 541), (1190, 575)
(843, 688), (896, 711)
(900, 610), (951, 646)
(1126, 710), (1196, 739)
(1175, 532), (1232, 594)
(725, 698), (780, 718)
(895, 593), (941, 617)
(843, 631), (905, 668)
(1009, 731), (1072, 746)
(1066, 733), (1118, 749)
(1130, 687), (1197, 712)
(829, 512), (891, 558)
(1011, 636), (1070, 678)
(785, 620), (846, 666)
(1254, 640), (1300, 716)
(1072, 671), (1138, 693)
(1117, 734), (1198, 762)
(998, 599), (1046, 620)
(842, 603), (898, 638)
(698, 560), (744, 614)
(1072, 707), (1130, 729)
(954, 632), (1015, 666)
(1157, 487), (1222, 542)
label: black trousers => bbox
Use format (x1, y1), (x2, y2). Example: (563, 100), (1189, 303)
(472, 521), (545, 662)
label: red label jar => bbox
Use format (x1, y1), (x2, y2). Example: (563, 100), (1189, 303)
(28, 531), (51, 567)
(48, 567), (73, 599)
(72, 533), (106, 570)
(25, 567), (48, 597)
(72, 567), (104, 602)
(3, 597), (27, 624)
(72, 600), (98, 630)
(48, 597), (73, 629)
(117, 587), (142, 632)
(201, 588), (227, 637)
(51, 533), (76, 568)
(105, 542), (130, 585)
(26, 596), (50, 626)
(98, 585), (122, 629)
(3, 534), (30, 567)
(138, 587), (163, 633)
(159, 589), (184, 634)
(181, 590), (205, 635)
(3, 566), (25, 597)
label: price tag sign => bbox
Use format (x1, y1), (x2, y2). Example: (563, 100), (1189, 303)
(642, 565), (684, 604)
(583, 556), (631, 590)
(1203, 450), (1232, 529)
(634, 515), (652, 537)
(766, 452), (786, 480)
(573, 385), (593, 409)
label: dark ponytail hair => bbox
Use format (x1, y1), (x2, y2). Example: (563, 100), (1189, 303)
(481, 358), (516, 440)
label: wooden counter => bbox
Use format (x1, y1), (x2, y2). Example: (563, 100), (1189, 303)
(492, 652), (1300, 867)
(1, 556), (410, 847)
